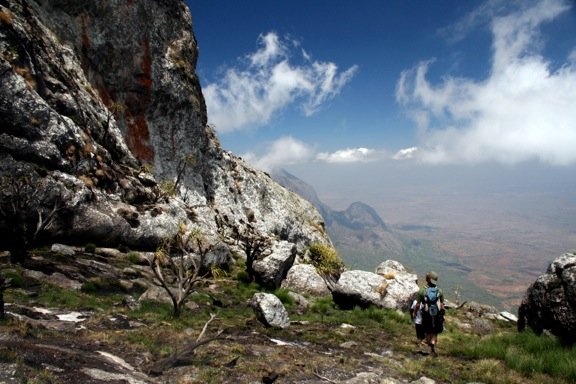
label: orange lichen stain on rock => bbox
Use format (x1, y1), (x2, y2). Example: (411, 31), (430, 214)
(124, 37), (154, 162)
(140, 38), (153, 90)
(126, 115), (154, 162)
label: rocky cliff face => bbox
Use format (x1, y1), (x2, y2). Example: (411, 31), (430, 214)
(0, 0), (329, 256)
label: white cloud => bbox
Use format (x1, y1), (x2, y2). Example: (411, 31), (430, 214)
(393, 147), (419, 160)
(569, 48), (576, 63)
(316, 147), (378, 163)
(242, 136), (314, 171)
(204, 32), (358, 133)
(243, 140), (385, 170)
(396, 0), (576, 166)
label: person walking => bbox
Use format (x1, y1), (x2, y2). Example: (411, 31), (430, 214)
(415, 271), (445, 357)
(410, 278), (425, 347)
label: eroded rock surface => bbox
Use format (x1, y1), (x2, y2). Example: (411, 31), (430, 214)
(0, 0), (329, 261)
(518, 252), (576, 342)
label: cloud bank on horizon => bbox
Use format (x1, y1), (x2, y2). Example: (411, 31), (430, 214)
(203, 0), (576, 171)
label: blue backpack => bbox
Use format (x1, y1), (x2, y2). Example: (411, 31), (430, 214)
(424, 287), (440, 316)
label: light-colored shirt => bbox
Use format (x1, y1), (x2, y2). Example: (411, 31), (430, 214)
(411, 299), (422, 325)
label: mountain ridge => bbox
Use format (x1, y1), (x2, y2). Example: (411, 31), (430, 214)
(272, 169), (403, 265)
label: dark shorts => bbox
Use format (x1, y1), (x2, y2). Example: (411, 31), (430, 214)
(415, 323), (425, 340)
(423, 312), (444, 334)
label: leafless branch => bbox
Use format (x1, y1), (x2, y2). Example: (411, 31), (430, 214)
(147, 314), (224, 375)
(313, 370), (338, 384)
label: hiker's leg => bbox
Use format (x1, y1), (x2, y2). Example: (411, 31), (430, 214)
(416, 324), (425, 343)
(429, 334), (438, 356)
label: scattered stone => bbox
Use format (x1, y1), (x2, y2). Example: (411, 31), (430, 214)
(138, 286), (175, 305)
(287, 291), (310, 314)
(57, 312), (87, 323)
(122, 296), (140, 311)
(251, 292), (290, 329)
(46, 272), (82, 291)
(340, 341), (358, 349)
(50, 244), (76, 256)
(500, 311), (518, 322)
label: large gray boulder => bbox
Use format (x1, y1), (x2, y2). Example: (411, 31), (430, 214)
(281, 264), (330, 297)
(518, 252), (576, 342)
(375, 259), (419, 309)
(252, 241), (297, 289)
(332, 260), (419, 310)
(332, 270), (387, 309)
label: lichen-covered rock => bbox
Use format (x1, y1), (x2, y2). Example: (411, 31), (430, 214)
(332, 270), (387, 310)
(375, 260), (409, 278)
(517, 252), (576, 343)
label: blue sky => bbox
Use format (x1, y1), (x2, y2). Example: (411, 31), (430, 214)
(186, 0), (576, 302)
(185, 0), (576, 221)
(188, 0), (576, 174)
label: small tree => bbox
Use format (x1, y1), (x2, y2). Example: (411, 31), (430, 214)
(234, 222), (272, 283)
(150, 223), (212, 317)
(0, 175), (61, 264)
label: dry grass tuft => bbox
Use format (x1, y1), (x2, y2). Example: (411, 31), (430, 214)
(0, 8), (13, 25)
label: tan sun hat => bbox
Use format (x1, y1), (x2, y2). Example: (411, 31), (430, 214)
(426, 271), (439, 284)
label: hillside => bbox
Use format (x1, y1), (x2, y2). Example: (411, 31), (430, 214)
(1, 2), (575, 383)
(1, 248), (575, 384)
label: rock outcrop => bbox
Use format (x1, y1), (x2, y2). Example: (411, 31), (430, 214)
(252, 240), (297, 289)
(517, 251), (576, 343)
(0, 1), (329, 260)
(331, 260), (419, 310)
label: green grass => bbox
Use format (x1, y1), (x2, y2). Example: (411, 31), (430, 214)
(441, 322), (576, 383)
(474, 330), (576, 381)
(271, 287), (294, 305)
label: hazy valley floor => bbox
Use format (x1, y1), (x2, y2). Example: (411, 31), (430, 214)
(328, 190), (576, 311)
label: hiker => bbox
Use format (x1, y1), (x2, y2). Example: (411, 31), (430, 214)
(415, 271), (445, 356)
(410, 297), (425, 346)
(410, 279), (425, 347)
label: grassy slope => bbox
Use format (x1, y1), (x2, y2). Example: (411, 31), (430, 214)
(1, 253), (575, 384)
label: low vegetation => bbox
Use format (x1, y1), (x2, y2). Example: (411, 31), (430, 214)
(308, 242), (346, 284)
(0, 250), (574, 383)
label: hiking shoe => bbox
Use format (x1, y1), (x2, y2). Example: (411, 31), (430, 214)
(415, 345), (428, 355)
